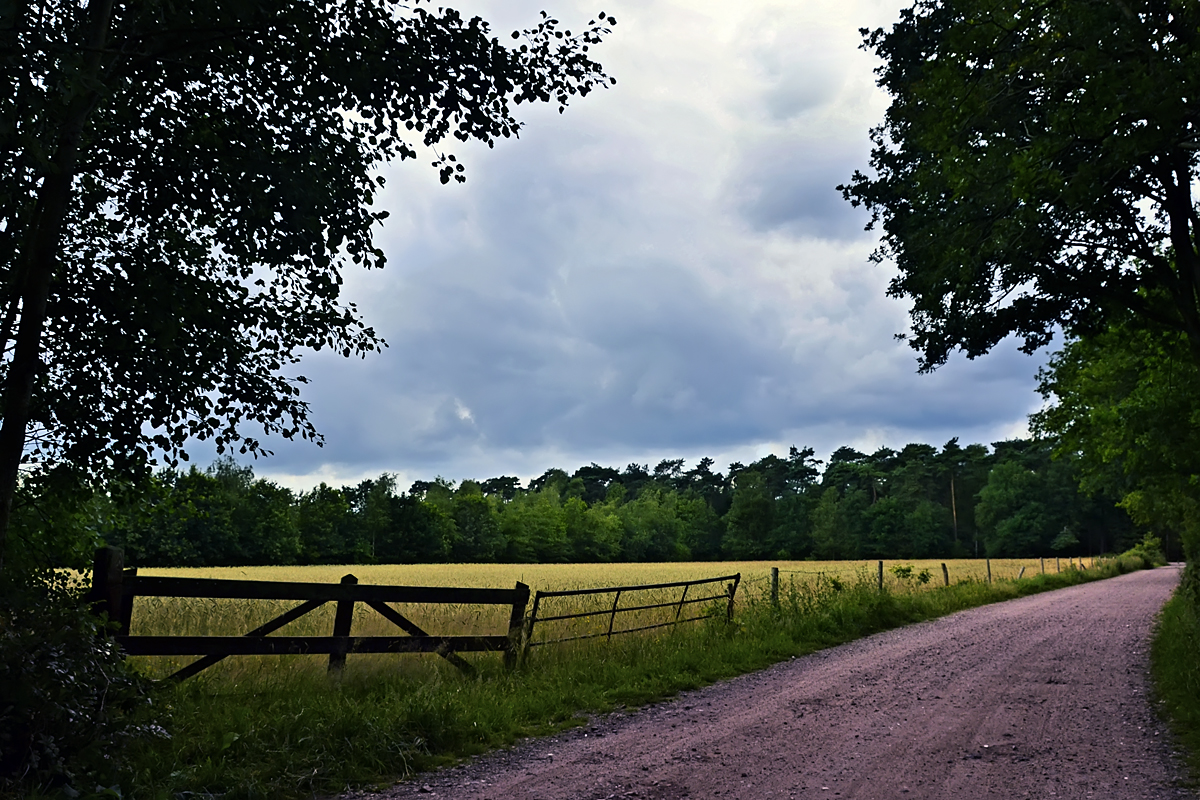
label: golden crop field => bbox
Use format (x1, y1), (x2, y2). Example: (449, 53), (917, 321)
(125, 557), (1093, 680)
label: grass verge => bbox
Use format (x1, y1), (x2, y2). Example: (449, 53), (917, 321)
(110, 558), (1149, 800)
(1151, 576), (1200, 789)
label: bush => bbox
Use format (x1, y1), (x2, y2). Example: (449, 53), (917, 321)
(0, 572), (161, 797)
(1120, 533), (1167, 568)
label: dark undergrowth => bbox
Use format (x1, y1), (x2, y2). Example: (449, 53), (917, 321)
(15, 557), (1155, 800)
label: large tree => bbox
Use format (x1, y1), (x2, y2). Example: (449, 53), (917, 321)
(841, 0), (1200, 371)
(0, 1), (616, 571)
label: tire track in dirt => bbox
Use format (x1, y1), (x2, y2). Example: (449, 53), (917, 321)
(356, 566), (1192, 800)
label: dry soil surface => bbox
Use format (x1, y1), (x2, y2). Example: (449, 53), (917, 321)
(357, 566), (1193, 800)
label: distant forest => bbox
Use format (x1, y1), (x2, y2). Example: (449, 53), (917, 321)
(98, 438), (1150, 568)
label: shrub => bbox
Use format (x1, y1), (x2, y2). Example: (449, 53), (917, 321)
(0, 572), (162, 797)
(1120, 533), (1167, 568)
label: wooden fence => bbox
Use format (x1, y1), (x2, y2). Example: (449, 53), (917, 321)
(523, 573), (740, 651)
(87, 547), (528, 681)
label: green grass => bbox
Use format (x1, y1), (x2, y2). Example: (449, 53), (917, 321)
(1151, 577), (1200, 789)
(115, 557), (1149, 800)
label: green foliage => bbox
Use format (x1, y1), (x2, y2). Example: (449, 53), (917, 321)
(842, 0), (1200, 371)
(0, 573), (158, 796)
(1120, 534), (1167, 569)
(1050, 530), (1080, 553)
(3, 466), (104, 576)
(1033, 322), (1199, 589)
(1, 2), (617, 489)
(98, 436), (1144, 569)
(723, 471), (774, 559)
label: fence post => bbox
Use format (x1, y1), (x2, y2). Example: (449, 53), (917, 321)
(726, 574), (740, 622)
(986, 559), (992, 584)
(1017, 566), (1026, 580)
(877, 561), (884, 592)
(941, 562), (949, 587)
(328, 574), (358, 675)
(89, 547), (125, 629)
(504, 582), (529, 670)
(770, 567), (779, 609)
(1041, 557), (1045, 575)
(1056, 557), (1060, 573)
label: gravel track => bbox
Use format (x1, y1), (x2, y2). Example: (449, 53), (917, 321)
(356, 566), (1192, 800)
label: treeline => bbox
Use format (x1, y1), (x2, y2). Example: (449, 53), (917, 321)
(99, 438), (1142, 567)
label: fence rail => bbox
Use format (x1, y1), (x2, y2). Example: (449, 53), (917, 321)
(87, 547), (528, 681)
(523, 573), (740, 652)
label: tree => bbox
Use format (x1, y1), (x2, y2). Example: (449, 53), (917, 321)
(344, 475), (397, 562)
(722, 471), (774, 559)
(975, 461), (1056, 557)
(1032, 322), (1198, 568)
(0, 1), (616, 572)
(379, 493), (451, 563)
(841, 0), (1200, 371)
(297, 483), (353, 564)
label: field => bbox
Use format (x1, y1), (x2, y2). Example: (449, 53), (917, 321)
(127, 557), (1089, 680)
(113, 554), (1135, 799)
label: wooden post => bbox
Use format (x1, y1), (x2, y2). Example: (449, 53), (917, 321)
(986, 559), (992, 584)
(1056, 557), (1061, 573)
(1017, 566), (1026, 580)
(89, 547), (124, 629)
(726, 574), (740, 622)
(328, 574), (357, 675)
(941, 562), (949, 587)
(877, 561), (884, 592)
(504, 582), (529, 670)
(117, 566), (137, 635)
(770, 567), (780, 608)
(1040, 557), (1045, 575)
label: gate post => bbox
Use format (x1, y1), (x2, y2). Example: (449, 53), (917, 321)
(89, 547), (124, 628)
(328, 574), (358, 675)
(504, 582), (529, 669)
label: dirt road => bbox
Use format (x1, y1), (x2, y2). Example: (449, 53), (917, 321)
(365, 566), (1192, 799)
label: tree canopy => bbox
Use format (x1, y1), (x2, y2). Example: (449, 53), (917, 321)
(0, 1), (616, 569)
(841, 0), (1200, 371)
(1032, 321), (1200, 572)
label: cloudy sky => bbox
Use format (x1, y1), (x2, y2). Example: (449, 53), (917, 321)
(223, 0), (1050, 491)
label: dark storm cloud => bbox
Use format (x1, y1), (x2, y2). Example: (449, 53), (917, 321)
(223, 0), (1050, 490)
(730, 141), (869, 239)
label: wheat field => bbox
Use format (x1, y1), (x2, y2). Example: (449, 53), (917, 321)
(124, 557), (1090, 679)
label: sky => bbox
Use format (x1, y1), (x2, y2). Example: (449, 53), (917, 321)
(214, 0), (1051, 492)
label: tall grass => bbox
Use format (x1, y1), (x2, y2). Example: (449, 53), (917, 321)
(1151, 583), (1200, 788)
(115, 557), (1143, 800)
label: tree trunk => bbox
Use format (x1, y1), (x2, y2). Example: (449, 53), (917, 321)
(950, 472), (958, 544)
(0, 0), (114, 576)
